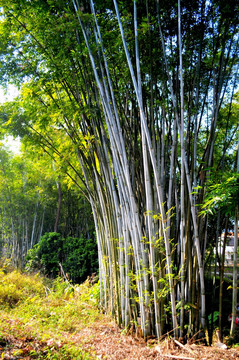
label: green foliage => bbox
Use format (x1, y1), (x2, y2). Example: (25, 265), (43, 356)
(25, 232), (98, 284)
(208, 311), (219, 327)
(36, 232), (64, 278)
(0, 142), (95, 266)
(0, 264), (100, 359)
(201, 173), (239, 216)
(63, 235), (98, 284)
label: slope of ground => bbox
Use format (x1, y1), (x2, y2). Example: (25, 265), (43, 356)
(0, 264), (239, 359)
(1, 314), (239, 360)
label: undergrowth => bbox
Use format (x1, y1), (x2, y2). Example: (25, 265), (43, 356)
(0, 258), (101, 359)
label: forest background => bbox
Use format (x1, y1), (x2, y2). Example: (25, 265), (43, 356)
(0, 0), (238, 343)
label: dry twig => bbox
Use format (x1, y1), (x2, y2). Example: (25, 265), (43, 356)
(173, 338), (195, 355)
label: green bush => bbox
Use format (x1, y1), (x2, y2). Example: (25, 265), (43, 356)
(63, 236), (98, 284)
(25, 232), (98, 284)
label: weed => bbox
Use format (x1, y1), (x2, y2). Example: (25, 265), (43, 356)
(0, 263), (99, 359)
(0, 269), (45, 308)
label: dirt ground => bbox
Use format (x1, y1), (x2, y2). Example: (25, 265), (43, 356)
(1, 317), (239, 359)
(70, 320), (239, 360)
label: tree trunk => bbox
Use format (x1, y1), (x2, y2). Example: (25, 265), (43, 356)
(219, 216), (229, 340)
(54, 177), (62, 233)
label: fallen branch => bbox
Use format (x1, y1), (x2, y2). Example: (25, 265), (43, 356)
(173, 339), (195, 355)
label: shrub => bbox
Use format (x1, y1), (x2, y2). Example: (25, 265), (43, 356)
(63, 236), (98, 284)
(25, 232), (63, 278)
(25, 232), (98, 284)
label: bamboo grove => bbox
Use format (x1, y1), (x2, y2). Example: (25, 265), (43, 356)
(0, 145), (95, 266)
(0, 0), (238, 339)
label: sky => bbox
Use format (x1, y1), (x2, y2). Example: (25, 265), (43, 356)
(0, 84), (21, 154)
(0, 84), (19, 103)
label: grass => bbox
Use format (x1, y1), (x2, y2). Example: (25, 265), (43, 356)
(0, 258), (102, 359)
